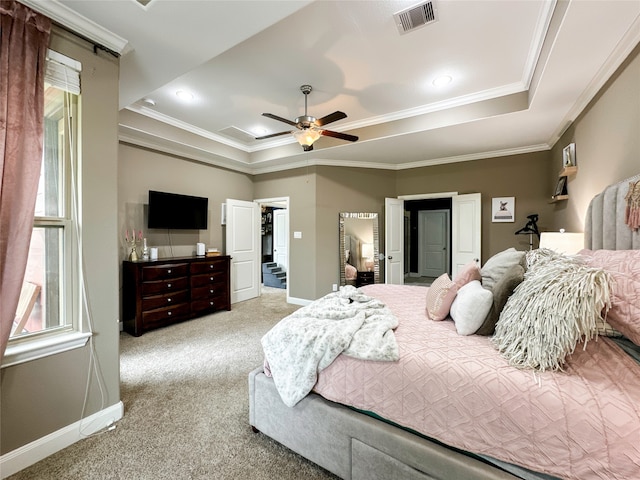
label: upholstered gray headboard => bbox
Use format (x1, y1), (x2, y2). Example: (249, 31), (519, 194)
(585, 174), (640, 250)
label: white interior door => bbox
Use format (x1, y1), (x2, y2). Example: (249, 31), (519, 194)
(273, 209), (288, 272)
(385, 198), (404, 284)
(226, 198), (260, 303)
(452, 193), (481, 277)
(419, 210), (449, 277)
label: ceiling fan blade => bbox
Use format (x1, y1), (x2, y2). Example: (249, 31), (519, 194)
(319, 129), (358, 142)
(315, 111), (347, 127)
(255, 131), (292, 140)
(262, 113), (298, 127)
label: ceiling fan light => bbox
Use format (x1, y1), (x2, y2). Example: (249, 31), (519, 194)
(293, 128), (320, 148)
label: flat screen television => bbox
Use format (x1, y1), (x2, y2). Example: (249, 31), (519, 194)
(147, 190), (208, 230)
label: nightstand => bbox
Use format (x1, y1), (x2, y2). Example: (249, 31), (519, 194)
(356, 271), (375, 287)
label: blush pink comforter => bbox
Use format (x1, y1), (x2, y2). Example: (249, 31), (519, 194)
(313, 284), (640, 480)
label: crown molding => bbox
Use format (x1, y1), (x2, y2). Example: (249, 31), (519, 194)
(125, 104), (296, 152)
(547, 12), (640, 148)
(19, 0), (129, 54)
(118, 125), (253, 174)
(120, 118), (552, 176)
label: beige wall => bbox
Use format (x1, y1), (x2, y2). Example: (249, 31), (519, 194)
(253, 167), (318, 300)
(549, 43), (640, 232)
(396, 152), (553, 261)
(118, 143), (253, 260)
(1, 28), (120, 454)
(314, 167), (397, 296)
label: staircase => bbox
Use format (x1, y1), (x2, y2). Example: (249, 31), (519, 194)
(262, 262), (286, 289)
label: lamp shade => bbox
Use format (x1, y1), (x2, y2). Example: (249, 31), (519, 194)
(293, 128), (320, 148)
(539, 232), (584, 254)
(361, 243), (374, 260)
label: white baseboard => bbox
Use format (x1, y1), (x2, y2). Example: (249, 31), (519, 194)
(0, 401), (124, 479)
(287, 295), (312, 306)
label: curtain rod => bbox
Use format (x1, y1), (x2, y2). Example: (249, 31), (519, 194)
(53, 21), (120, 59)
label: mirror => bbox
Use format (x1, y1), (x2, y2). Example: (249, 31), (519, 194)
(339, 212), (380, 287)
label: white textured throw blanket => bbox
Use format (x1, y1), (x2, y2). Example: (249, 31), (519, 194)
(262, 285), (399, 407)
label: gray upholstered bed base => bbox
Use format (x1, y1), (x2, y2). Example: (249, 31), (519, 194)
(249, 367), (528, 480)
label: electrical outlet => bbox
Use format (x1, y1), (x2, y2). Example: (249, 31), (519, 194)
(332, 284), (338, 292)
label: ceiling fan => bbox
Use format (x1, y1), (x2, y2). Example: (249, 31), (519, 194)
(255, 85), (358, 151)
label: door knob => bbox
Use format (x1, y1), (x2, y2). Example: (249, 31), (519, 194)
(388, 256), (393, 260)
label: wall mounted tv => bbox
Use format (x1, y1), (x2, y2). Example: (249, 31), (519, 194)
(147, 190), (208, 230)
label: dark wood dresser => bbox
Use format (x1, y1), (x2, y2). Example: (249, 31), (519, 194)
(122, 255), (231, 336)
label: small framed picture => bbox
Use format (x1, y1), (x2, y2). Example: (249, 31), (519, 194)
(554, 176), (567, 197)
(492, 197), (515, 223)
(562, 143), (576, 168)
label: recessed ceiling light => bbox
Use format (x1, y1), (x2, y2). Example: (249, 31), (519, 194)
(175, 90), (194, 101)
(432, 75), (453, 87)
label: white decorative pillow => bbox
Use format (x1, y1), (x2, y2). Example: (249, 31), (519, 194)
(481, 248), (526, 291)
(425, 273), (458, 321)
(449, 280), (493, 335)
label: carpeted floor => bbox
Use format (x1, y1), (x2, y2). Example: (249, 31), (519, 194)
(8, 287), (339, 480)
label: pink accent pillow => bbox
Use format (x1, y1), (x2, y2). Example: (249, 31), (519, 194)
(453, 261), (481, 288)
(426, 273), (458, 321)
(579, 249), (640, 346)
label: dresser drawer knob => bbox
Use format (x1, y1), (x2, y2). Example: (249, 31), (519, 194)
(210, 277), (214, 281)
(210, 289), (214, 294)
(168, 269), (172, 274)
(167, 311), (172, 316)
(167, 298), (172, 303)
(167, 283), (172, 288)
(210, 265), (214, 269)
(210, 301), (214, 306)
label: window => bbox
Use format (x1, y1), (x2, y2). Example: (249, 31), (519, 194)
(6, 51), (85, 359)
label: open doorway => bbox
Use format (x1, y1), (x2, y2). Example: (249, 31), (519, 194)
(386, 193), (481, 285)
(404, 198), (452, 286)
(256, 197), (289, 302)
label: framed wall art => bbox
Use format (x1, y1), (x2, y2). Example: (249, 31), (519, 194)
(492, 197), (515, 223)
(554, 176), (567, 197)
(562, 143), (576, 167)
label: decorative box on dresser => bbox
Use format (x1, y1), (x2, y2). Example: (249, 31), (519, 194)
(122, 255), (231, 336)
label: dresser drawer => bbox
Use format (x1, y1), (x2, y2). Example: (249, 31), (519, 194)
(191, 298), (224, 314)
(191, 283), (226, 299)
(142, 303), (190, 328)
(142, 263), (189, 281)
(191, 271), (225, 288)
(141, 276), (188, 296)
(190, 260), (226, 275)
(142, 290), (189, 311)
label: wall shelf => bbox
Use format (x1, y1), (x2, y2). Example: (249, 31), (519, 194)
(549, 194), (569, 203)
(558, 166), (577, 177)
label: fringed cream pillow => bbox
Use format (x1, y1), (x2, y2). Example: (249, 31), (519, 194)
(492, 249), (613, 371)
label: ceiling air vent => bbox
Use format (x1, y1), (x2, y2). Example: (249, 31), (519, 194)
(393, 1), (438, 35)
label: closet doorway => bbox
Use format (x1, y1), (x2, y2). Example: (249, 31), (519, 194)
(256, 197), (290, 302)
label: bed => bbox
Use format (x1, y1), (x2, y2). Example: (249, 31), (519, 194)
(249, 176), (640, 480)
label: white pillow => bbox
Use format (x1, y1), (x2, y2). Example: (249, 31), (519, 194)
(450, 280), (493, 335)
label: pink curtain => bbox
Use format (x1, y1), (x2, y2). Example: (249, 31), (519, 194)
(0, 1), (51, 359)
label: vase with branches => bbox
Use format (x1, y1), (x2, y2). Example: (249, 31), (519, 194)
(125, 228), (143, 261)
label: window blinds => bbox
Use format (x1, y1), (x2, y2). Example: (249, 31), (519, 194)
(45, 49), (81, 95)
